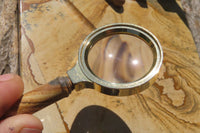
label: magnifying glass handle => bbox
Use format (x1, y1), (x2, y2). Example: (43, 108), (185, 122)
(3, 77), (74, 118)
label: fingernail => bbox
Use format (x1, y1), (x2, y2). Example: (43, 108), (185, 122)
(20, 128), (42, 133)
(0, 74), (14, 82)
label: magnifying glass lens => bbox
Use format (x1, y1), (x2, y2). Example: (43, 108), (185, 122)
(88, 34), (154, 83)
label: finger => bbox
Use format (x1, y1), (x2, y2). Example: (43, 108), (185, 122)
(0, 74), (24, 117)
(0, 114), (43, 133)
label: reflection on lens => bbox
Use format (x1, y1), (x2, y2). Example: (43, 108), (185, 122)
(88, 34), (154, 83)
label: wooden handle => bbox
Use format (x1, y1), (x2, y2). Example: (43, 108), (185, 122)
(4, 76), (73, 118)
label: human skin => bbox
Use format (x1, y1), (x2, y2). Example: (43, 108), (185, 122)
(0, 74), (43, 133)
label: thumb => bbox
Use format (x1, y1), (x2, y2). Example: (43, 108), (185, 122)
(0, 114), (43, 133)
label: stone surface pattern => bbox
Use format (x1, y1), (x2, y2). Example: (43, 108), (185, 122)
(0, 0), (18, 74)
(181, 0), (200, 55)
(1, 0), (200, 133)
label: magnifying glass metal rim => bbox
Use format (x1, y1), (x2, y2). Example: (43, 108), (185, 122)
(77, 23), (163, 90)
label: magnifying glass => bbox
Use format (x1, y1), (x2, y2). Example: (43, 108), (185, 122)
(6, 23), (163, 116)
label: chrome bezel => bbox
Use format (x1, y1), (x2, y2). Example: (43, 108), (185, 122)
(78, 23), (163, 89)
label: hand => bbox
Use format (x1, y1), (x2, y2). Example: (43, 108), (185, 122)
(0, 74), (43, 133)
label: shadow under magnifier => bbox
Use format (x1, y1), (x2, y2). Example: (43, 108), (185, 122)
(70, 105), (132, 133)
